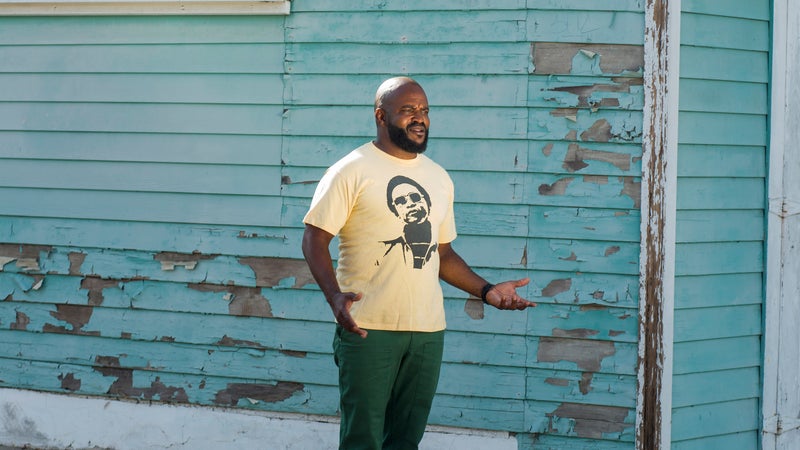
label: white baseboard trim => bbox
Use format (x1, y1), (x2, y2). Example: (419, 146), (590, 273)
(0, 389), (517, 450)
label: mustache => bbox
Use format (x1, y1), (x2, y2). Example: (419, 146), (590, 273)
(407, 122), (427, 130)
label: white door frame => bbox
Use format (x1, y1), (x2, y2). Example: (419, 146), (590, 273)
(763, 0), (800, 448)
(637, 0), (680, 448)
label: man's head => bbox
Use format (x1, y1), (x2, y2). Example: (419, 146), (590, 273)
(386, 175), (431, 224)
(374, 77), (430, 155)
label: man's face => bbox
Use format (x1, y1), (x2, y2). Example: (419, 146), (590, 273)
(382, 84), (430, 154)
(391, 183), (429, 224)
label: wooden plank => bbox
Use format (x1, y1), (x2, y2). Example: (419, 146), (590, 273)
(0, 73), (284, 104)
(528, 238), (640, 275)
(676, 210), (764, 243)
(0, 159), (281, 196)
(0, 131), (282, 166)
(524, 400), (635, 440)
(455, 204), (530, 237)
(679, 79), (768, 114)
(672, 336), (761, 374)
(286, 74), (528, 107)
(527, 11), (645, 45)
(284, 105), (528, 140)
(526, 336), (638, 375)
(679, 47), (768, 83)
(0, 43), (286, 74)
(526, 369), (637, 407)
(285, 42), (530, 75)
(682, 0), (770, 21)
(670, 399), (759, 442)
(524, 173), (641, 209)
(430, 394), (525, 432)
(677, 144), (765, 177)
(0, 103), (284, 135)
(287, 10), (527, 43)
(530, 206), (641, 242)
(0, 16), (286, 44)
(0, 218), (298, 258)
(678, 112), (767, 146)
(529, 270), (639, 308)
(674, 273), (762, 309)
(0, 357), (341, 414)
(528, 109), (643, 143)
(0, 187), (284, 226)
(675, 242), (763, 276)
(681, 13), (769, 51)
(673, 305), (762, 341)
(672, 367), (760, 408)
(529, 75), (644, 110)
(676, 178), (764, 210)
(519, 435), (635, 450)
(529, 141), (642, 177)
(290, 0), (645, 12)
(672, 432), (760, 450)
(531, 42), (644, 76)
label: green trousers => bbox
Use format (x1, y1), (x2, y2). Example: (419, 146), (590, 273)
(333, 325), (445, 450)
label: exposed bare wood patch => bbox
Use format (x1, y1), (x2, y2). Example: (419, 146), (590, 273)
(190, 283), (273, 318)
(620, 176), (642, 208)
(545, 377), (570, 387)
(537, 337), (616, 372)
(239, 256), (315, 288)
(213, 382), (303, 406)
(94, 355), (189, 402)
(542, 278), (572, 297)
(68, 252), (87, 275)
(552, 328), (599, 339)
(559, 252), (577, 262)
(580, 119), (613, 142)
(579, 372), (594, 395)
(279, 350), (307, 358)
(10, 311), (30, 330)
(547, 403), (631, 438)
(542, 143), (554, 156)
(605, 246), (621, 256)
(548, 78), (643, 109)
(538, 177), (574, 196)
(532, 42), (644, 75)
(0, 244), (51, 272)
(154, 251), (218, 271)
(58, 373), (81, 391)
(583, 175), (609, 185)
(43, 304), (99, 336)
(80, 276), (120, 306)
(215, 334), (266, 349)
(563, 143), (632, 172)
(464, 298), (485, 320)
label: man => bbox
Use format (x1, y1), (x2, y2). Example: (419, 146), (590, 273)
(302, 77), (535, 450)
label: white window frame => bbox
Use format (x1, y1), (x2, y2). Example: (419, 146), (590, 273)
(0, 0), (289, 15)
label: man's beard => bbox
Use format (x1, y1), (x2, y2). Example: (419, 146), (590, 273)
(387, 121), (428, 154)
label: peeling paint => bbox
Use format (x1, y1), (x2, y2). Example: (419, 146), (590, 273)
(213, 382), (303, 406)
(532, 42), (644, 75)
(542, 278), (572, 297)
(10, 311), (30, 330)
(0, 244), (52, 273)
(579, 372), (593, 395)
(80, 277), (120, 306)
(239, 257), (315, 289)
(68, 252), (86, 276)
(542, 143), (554, 156)
(620, 176), (642, 208)
(552, 328), (600, 339)
(216, 335), (266, 349)
(58, 373), (81, 391)
(580, 119), (613, 142)
(43, 304), (98, 336)
(539, 177), (574, 196)
(548, 78), (643, 109)
(94, 356), (188, 402)
(189, 283), (273, 317)
(537, 337), (616, 372)
(547, 402), (631, 439)
(605, 246), (621, 256)
(563, 143), (632, 172)
(464, 298), (485, 320)
(545, 377), (570, 387)
(279, 350), (307, 358)
(154, 251), (217, 271)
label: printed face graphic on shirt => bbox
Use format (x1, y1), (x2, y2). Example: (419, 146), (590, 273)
(383, 176), (437, 269)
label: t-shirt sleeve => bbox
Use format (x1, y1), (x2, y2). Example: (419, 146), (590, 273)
(438, 172), (458, 244)
(302, 167), (353, 237)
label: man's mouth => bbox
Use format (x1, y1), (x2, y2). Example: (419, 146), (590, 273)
(408, 124), (427, 138)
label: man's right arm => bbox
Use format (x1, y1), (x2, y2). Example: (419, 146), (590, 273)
(301, 224), (367, 338)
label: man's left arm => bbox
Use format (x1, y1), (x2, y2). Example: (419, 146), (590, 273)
(438, 242), (536, 310)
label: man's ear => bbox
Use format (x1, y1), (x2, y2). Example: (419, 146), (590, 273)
(375, 108), (386, 126)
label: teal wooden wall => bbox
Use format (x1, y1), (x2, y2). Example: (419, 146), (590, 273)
(0, 2), (650, 448)
(671, 1), (770, 449)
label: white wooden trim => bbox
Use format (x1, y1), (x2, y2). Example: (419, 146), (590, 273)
(763, 0), (800, 449)
(0, 389), (517, 450)
(0, 0), (289, 15)
(637, 0), (679, 448)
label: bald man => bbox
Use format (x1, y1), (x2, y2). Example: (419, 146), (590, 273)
(302, 77), (535, 449)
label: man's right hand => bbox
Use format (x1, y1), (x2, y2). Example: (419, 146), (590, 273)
(329, 292), (368, 338)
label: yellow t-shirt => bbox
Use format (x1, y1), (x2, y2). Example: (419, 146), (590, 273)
(303, 142), (457, 332)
